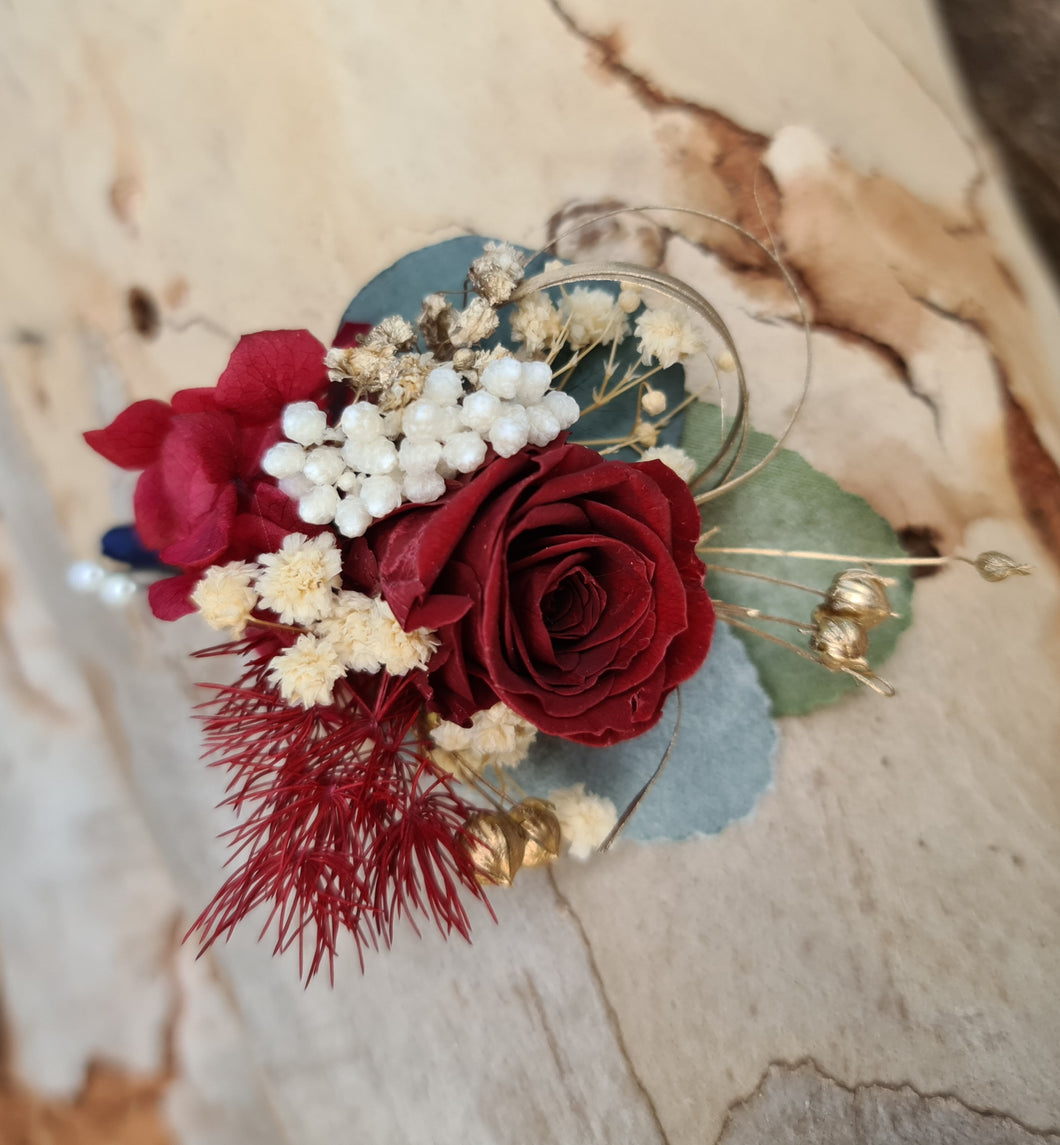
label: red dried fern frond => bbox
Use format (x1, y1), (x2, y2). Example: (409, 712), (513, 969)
(186, 635), (490, 980)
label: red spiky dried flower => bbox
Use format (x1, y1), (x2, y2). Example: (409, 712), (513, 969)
(189, 635), (490, 980)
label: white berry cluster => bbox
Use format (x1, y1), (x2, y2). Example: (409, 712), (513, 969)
(262, 354), (580, 538)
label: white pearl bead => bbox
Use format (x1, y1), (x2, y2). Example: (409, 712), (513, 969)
(488, 414), (530, 458)
(399, 438), (443, 475)
(279, 473), (315, 500)
(402, 399), (444, 440)
(67, 560), (106, 593)
(98, 573), (138, 607)
(356, 437), (399, 476)
(526, 405), (561, 447)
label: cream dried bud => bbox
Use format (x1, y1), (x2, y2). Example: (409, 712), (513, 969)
(448, 297), (500, 349)
(510, 292), (562, 354)
(268, 633), (345, 708)
(377, 353), (432, 411)
(419, 293), (455, 354)
(971, 551), (1032, 582)
(618, 283), (642, 314)
(640, 445), (697, 482)
(467, 241), (526, 305)
(716, 350), (737, 373)
(641, 387), (667, 416)
(547, 784), (617, 861)
(363, 315), (418, 351)
(635, 307), (704, 368)
(326, 344), (393, 389)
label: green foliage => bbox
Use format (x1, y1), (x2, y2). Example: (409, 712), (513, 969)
(682, 402), (914, 716)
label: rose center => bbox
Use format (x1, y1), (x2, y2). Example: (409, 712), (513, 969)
(540, 565), (603, 640)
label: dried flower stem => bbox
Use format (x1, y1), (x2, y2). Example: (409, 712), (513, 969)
(707, 564), (828, 597)
(698, 545), (950, 566)
(714, 600), (813, 632)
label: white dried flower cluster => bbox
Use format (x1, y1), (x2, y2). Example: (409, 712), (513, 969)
(429, 703), (538, 777)
(560, 287), (630, 349)
(317, 591), (439, 677)
(256, 533), (342, 624)
(546, 783), (618, 860)
(512, 286), (630, 355)
(634, 307), (705, 369)
(187, 535), (437, 708)
(510, 293), (564, 355)
(640, 444), (698, 483)
(448, 297), (499, 348)
(267, 634), (345, 709)
(324, 344), (434, 411)
(263, 356), (580, 538)
(190, 562), (260, 637)
(267, 585), (438, 709)
(468, 241), (526, 306)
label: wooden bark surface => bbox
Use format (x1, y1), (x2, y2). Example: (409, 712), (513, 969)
(0, 2), (1058, 1143)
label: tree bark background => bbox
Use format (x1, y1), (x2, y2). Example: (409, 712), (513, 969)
(0, 2), (1057, 1143)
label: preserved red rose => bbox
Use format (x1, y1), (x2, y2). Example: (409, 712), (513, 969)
(367, 441), (714, 746)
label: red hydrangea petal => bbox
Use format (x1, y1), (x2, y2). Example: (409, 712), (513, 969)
(171, 387), (219, 414)
(84, 400), (173, 469)
(147, 572), (201, 620)
(332, 321), (372, 349)
(133, 464), (178, 552)
(214, 330), (329, 420)
(159, 483), (237, 568)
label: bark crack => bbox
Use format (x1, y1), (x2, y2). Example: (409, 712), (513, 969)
(547, 870), (672, 1145)
(714, 1056), (1060, 1143)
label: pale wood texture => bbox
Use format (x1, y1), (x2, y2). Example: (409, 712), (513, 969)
(1, 2), (1058, 1143)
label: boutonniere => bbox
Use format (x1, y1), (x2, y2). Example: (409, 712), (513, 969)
(79, 211), (1029, 979)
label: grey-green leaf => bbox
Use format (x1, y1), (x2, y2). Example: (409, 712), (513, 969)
(682, 402), (914, 716)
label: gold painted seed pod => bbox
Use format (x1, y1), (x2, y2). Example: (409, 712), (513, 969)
(462, 811), (527, 887)
(809, 606), (870, 672)
(972, 551), (1032, 582)
(824, 568), (893, 629)
(509, 799), (562, 868)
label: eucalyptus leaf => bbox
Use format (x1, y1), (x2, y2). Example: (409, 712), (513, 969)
(520, 622), (776, 842)
(682, 402), (914, 716)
